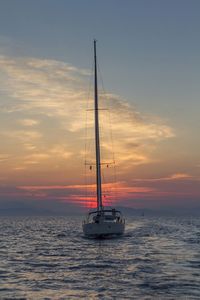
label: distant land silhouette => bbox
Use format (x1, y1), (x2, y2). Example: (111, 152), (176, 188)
(0, 202), (200, 217)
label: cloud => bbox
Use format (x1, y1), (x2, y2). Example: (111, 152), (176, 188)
(0, 154), (10, 163)
(17, 181), (154, 208)
(169, 173), (193, 180)
(132, 172), (195, 182)
(22, 146), (72, 165)
(2, 129), (42, 142)
(10, 145), (72, 167)
(18, 118), (39, 126)
(0, 54), (87, 118)
(48, 145), (72, 159)
(0, 53), (174, 175)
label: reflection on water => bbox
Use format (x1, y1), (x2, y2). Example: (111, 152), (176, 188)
(0, 216), (200, 299)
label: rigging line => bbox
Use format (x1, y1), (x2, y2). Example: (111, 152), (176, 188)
(108, 107), (118, 203)
(96, 66), (108, 177)
(97, 62), (115, 151)
(103, 173), (113, 208)
(101, 169), (110, 207)
(101, 162), (115, 208)
(97, 61), (107, 99)
(88, 168), (94, 210)
(97, 61), (118, 203)
(84, 61), (94, 205)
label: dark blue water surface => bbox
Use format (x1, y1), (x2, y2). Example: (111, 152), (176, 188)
(0, 216), (200, 299)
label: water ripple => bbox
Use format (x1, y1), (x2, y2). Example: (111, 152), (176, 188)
(0, 216), (200, 299)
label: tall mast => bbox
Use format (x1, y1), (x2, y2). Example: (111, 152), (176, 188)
(94, 40), (103, 211)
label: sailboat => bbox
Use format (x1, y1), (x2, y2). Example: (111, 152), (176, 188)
(82, 40), (125, 238)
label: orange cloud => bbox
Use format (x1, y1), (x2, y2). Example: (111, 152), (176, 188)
(17, 182), (155, 208)
(132, 172), (195, 182)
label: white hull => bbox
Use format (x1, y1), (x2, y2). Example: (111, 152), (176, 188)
(83, 221), (125, 238)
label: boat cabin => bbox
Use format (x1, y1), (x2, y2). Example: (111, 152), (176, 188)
(83, 209), (125, 224)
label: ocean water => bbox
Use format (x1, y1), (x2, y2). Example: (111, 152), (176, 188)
(0, 216), (200, 300)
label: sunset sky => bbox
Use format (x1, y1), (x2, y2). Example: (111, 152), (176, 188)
(0, 0), (199, 214)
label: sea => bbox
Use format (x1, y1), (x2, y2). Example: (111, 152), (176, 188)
(0, 216), (200, 300)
